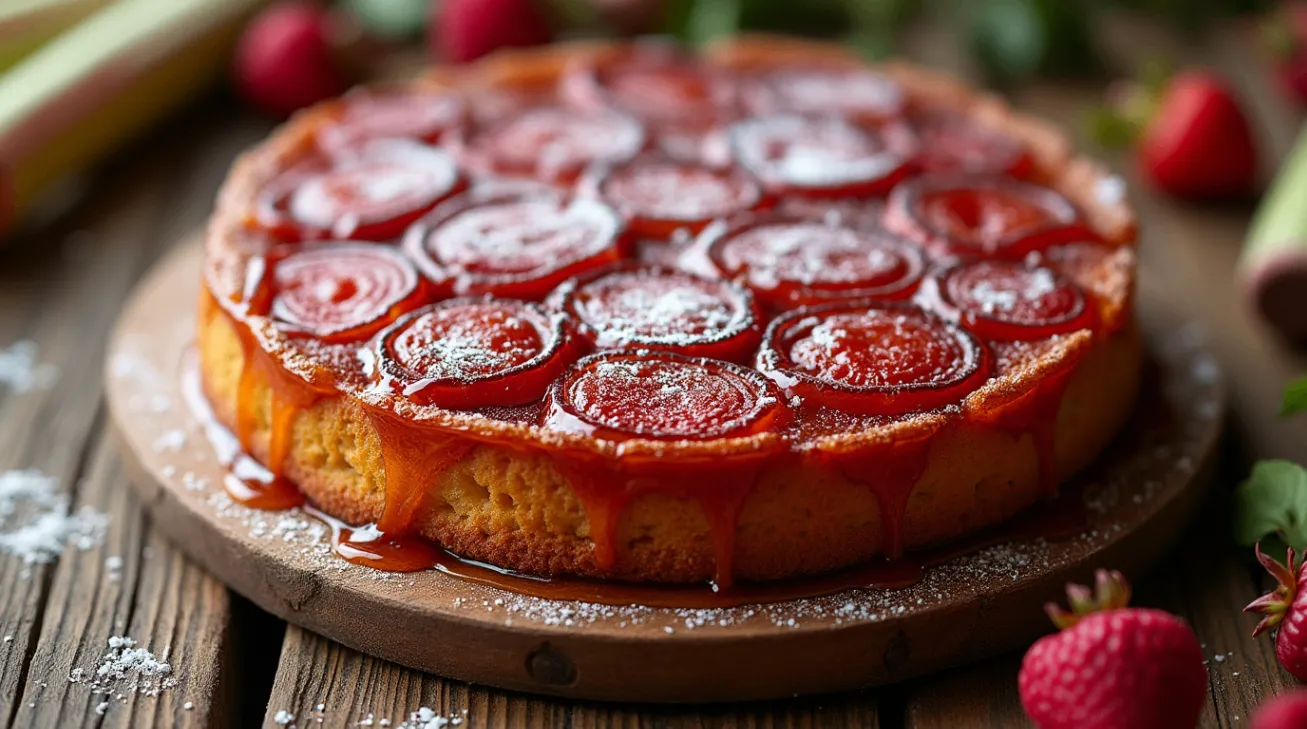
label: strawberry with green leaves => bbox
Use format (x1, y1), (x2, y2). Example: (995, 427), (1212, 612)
(1247, 545), (1307, 681)
(1019, 570), (1207, 729)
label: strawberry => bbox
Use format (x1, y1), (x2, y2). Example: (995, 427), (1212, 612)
(233, 1), (347, 117)
(1018, 569), (1207, 729)
(433, 0), (553, 64)
(1252, 689), (1307, 729)
(1246, 543), (1307, 680)
(1090, 68), (1257, 199)
(1137, 71), (1258, 199)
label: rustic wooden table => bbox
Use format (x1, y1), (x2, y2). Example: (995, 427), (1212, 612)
(2, 19), (1307, 729)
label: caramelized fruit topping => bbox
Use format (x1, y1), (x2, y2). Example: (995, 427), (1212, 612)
(729, 114), (917, 197)
(570, 45), (739, 125)
(558, 265), (762, 361)
(373, 297), (576, 408)
(705, 214), (924, 309)
(256, 139), (463, 242)
(758, 301), (992, 415)
(910, 110), (1033, 178)
(932, 259), (1096, 341)
(404, 191), (630, 300)
(258, 242), (426, 342)
(748, 67), (904, 121)
(317, 89), (467, 154)
(459, 106), (645, 182)
(887, 176), (1091, 257)
(545, 351), (788, 440)
(595, 157), (764, 238)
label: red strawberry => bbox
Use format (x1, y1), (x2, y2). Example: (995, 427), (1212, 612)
(233, 1), (347, 117)
(433, 0), (553, 64)
(1018, 569), (1207, 729)
(1137, 71), (1258, 198)
(1246, 544), (1307, 680)
(1252, 689), (1307, 729)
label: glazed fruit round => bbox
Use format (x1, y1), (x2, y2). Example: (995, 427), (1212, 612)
(199, 36), (1141, 585)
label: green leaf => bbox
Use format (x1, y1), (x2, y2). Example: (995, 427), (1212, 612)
(1235, 459), (1307, 550)
(1281, 376), (1307, 417)
(682, 0), (741, 45)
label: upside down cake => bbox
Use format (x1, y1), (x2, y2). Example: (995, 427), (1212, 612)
(198, 35), (1141, 586)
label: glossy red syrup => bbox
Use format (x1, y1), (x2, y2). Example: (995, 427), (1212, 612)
(457, 106), (646, 183)
(703, 213), (925, 309)
(910, 110), (1033, 178)
(555, 264), (763, 362)
(372, 298), (578, 408)
(594, 157), (766, 239)
(823, 436), (935, 559)
(886, 176), (1095, 257)
(403, 190), (631, 300)
(254, 140), (464, 242)
(729, 114), (917, 197)
(758, 301), (992, 415)
(316, 88), (467, 155)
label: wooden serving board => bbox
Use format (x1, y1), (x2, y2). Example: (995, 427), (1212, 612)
(104, 241), (1225, 703)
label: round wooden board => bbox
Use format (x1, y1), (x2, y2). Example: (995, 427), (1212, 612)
(106, 241), (1225, 703)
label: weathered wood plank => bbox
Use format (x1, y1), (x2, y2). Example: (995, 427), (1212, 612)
(0, 101), (270, 728)
(265, 626), (880, 729)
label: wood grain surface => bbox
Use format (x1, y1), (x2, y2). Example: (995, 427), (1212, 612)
(2, 15), (1306, 728)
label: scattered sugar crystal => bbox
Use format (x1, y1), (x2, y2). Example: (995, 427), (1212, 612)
(95, 701), (108, 715)
(184, 701), (194, 710)
(275, 710), (296, 725)
(68, 636), (177, 697)
(1095, 174), (1127, 205)
(0, 340), (58, 393)
(0, 469), (108, 564)
(152, 429), (187, 452)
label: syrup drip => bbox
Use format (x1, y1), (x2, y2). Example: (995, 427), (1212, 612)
(826, 437), (934, 559)
(309, 482), (1087, 608)
(557, 456), (762, 588)
(364, 408), (474, 536)
(183, 351), (1093, 607)
(988, 358), (1082, 494)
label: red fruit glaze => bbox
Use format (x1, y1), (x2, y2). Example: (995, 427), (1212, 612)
(404, 190), (631, 300)
(886, 176), (1093, 257)
(1139, 71), (1257, 198)
(1019, 608), (1207, 729)
(730, 114), (917, 198)
(595, 158), (765, 239)
(372, 298), (577, 408)
(232, 1), (347, 117)
(544, 351), (788, 440)
(568, 44), (739, 126)
(704, 214), (924, 309)
(930, 259), (1096, 341)
(435, 0), (553, 64)
(746, 66), (905, 121)
(1251, 689), (1307, 729)
(556, 265), (763, 362)
(317, 88), (467, 155)
(254, 242), (426, 342)
(458, 106), (646, 183)
(255, 140), (463, 242)
(757, 301), (991, 415)
(910, 109), (1034, 178)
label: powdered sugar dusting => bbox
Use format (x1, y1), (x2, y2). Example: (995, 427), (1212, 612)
(0, 340), (58, 393)
(0, 469), (107, 566)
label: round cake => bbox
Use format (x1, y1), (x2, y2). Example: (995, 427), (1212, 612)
(198, 35), (1140, 586)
